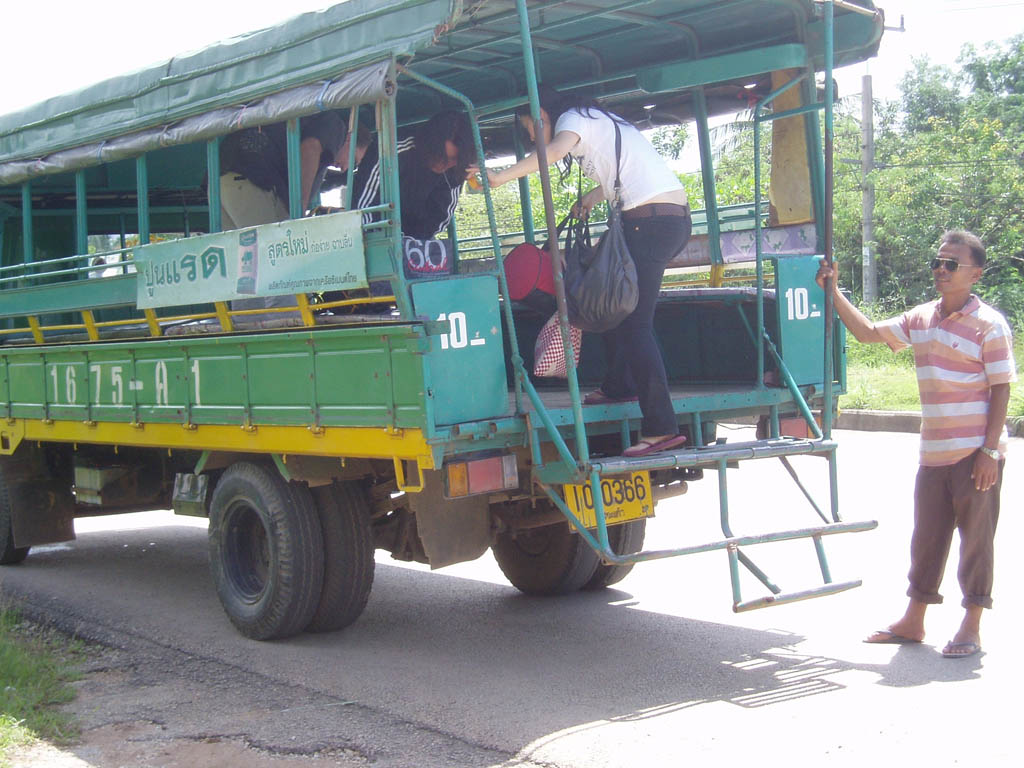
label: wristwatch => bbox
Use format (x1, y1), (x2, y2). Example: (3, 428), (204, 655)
(978, 446), (1001, 461)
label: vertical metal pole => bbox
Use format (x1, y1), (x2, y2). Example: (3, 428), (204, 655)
(344, 108), (359, 210)
(516, 0), (588, 463)
(286, 118), (303, 220)
(207, 138), (222, 233)
(512, 129), (536, 243)
(813, 536), (833, 582)
(21, 183), (33, 264)
(802, 75), (826, 250)
(694, 88), (723, 281)
(860, 74), (876, 303)
(828, 446), (840, 522)
(753, 107), (765, 388)
(75, 170), (88, 258)
(378, 93), (414, 320)
(136, 155), (150, 245)
(591, 468), (610, 551)
(717, 459), (733, 537)
(822, 0), (836, 439)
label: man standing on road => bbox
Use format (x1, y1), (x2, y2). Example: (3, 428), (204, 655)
(816, 230), (1016, 658)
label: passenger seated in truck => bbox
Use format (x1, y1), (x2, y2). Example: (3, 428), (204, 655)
(348, 110), (474, 240)
(320, 111), (474, 312)
(218, 110), (347, 322)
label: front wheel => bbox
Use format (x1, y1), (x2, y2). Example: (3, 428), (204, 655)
(208, 462), (324, 640)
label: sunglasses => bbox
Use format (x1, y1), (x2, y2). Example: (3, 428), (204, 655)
(930, 257), (964, 272)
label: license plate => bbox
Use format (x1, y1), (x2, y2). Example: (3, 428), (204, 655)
(563, 472), (654, 529)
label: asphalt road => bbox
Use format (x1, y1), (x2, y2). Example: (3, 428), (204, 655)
(2, 428), (1020, 767)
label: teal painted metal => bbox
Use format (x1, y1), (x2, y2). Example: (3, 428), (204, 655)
(409, 275), (508, 426)
(638, 44), (807, 93)
(772, 255), (828, 386)
(136, 156), (150, 245)
(538, 476), (875, 566)
(286, 118), (302, 219)
(779, 456), (831, 525)
(377, 87), (415, 321)
(733, 580), (862, 612)
(395, 63), (524, 415)
(516, 0), (589, 465)
(512, 130), (535, 244)
(21, 183), (31, 264)
(753, 105), (765, 387)
(0, 275), (136, 318)
(206, 140), (221, 233)
(344, 110), (360, 211)
(693, 89), (722, 268)
(821, 0), (837, 440)
(75, 171), (87, 257)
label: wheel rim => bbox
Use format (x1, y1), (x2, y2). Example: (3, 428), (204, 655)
(509, 525), (560, 557)
(223, 501), (270, 603)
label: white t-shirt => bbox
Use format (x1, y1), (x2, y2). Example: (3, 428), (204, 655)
(555, 107), (685, 211)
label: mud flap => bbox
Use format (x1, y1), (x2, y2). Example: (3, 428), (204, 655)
(10, 479), (75, 548)
(406, 470), (490, 569)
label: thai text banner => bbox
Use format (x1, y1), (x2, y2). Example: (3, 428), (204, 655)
(133, 211), (367, 309)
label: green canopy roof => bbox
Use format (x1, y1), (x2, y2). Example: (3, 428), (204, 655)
(0, 0), (883, 180)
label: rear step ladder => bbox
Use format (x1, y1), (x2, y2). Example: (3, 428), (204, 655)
(530, 427), (877, 612)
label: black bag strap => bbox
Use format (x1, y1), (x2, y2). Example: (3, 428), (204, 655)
(611, 119), (623, 210)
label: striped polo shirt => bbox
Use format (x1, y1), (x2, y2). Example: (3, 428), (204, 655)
(875, 295), (1017, 466)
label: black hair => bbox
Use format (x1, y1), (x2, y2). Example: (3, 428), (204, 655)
(514, 85), (628, 180)
(941, 229), (986, 267)
(414, 109), (474, 180)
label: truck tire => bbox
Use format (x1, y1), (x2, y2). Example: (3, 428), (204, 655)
(583, 519), (646, 590)
(492, 510), (600, 596)
(305, 481), (375, 633)
(208, 462), (324, 640)
(0, 466), (30, 565)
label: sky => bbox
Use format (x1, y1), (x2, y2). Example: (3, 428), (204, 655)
(1, 1), (1021, 117)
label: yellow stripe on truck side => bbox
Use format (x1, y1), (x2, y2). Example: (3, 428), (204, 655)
(4, 418), (436, 468)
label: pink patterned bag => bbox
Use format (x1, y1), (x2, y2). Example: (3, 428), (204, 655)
(533, 312), (583, 378)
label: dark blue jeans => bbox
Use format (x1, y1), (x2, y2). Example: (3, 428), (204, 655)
(599, 213), (691, 436)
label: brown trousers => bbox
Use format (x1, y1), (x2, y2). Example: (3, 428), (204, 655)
(908, 452), (1003, 609)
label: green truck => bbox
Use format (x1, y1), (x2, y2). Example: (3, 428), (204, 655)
(0, 0), (883, 639)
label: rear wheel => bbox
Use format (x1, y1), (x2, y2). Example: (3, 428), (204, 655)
(208, 462), (324, 640)
(583, 519), (646, 589)
(0, 464), (29, 565)
(492, 505), (600, 595)
(305, 481), (375, 633)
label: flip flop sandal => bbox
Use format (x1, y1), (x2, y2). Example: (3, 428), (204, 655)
(583, 390), (639, 405)
(941, 641), (981, 658)
(623, 434), (687, 457)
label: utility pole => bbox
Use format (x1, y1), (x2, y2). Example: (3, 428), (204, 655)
(861, 73), (877, 303)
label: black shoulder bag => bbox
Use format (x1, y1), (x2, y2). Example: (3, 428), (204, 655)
(563, 120), (639, 333)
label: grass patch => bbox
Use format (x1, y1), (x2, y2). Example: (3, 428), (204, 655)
(840, 335), (1024, 418)
(0, 602), (81, 766)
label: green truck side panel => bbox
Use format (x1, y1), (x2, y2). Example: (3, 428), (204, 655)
(411, 274), (509, 426)
(0, 327), (429, 431)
